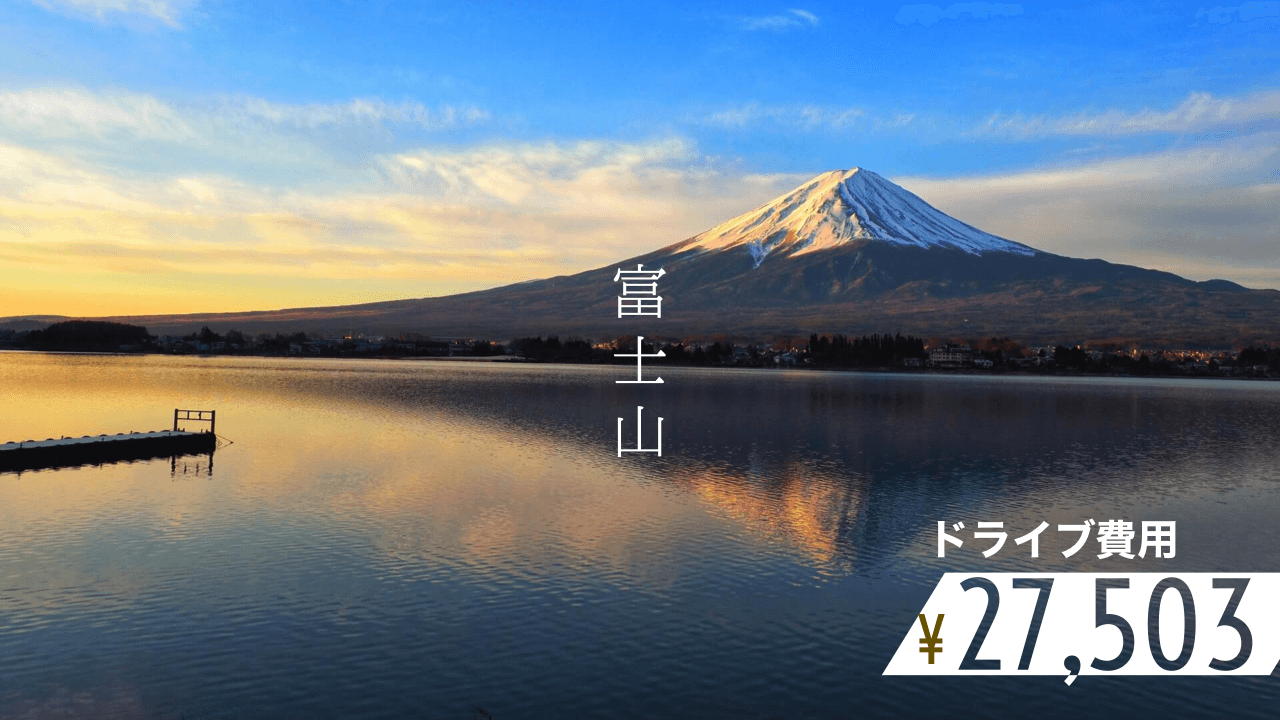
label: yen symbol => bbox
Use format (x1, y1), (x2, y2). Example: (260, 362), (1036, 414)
(918, 613), (944, 664)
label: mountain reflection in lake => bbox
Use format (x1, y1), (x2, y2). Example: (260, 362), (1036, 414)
(2, 353), (1280, 719)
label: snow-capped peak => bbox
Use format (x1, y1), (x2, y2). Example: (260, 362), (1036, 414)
(688, 168), (1035, 266)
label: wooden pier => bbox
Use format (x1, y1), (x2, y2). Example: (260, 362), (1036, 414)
(0, 409), (219, 474)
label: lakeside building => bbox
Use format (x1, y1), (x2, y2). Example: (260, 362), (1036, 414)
(928, 346), (973, 368)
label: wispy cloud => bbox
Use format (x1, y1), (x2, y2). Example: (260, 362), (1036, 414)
(0, 134), (804, 315)
(739, 8), (820, 31)
(878, 113), (917, 129)
(898, 133), (1280, 288)
(4, 80), (1278, 316)
(0, 88), (196, 141)
(224, 97), (491, 131)
(1192, 2), (1280, 25)
(703, 103), (866, 130)
(0, 87), (493, 180)
(0, 88), (490, 142)
(701, 90), (1278, 141)
(896, 3), (1023, 27)
(26, 0), (194, 28)
(974, 90), (1280, 139)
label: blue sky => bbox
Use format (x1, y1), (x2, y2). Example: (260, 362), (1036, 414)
(1, 0), (1277, 315)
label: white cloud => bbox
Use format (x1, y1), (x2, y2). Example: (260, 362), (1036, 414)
(4, 80), (1278, 313)
(0, 135), (807, 311)
(222, 97), (490, 131)
(373, 139), (803, 258)
(975, 90), (1280, 138)
(877, 113), (917, 129)
(0, 88), (489, 142)
(1193, 2), (1280, 25)
(739, 8), (820, 31)
(27, 0), (193, 28)
(897, 134), (1280, 288)
(704, 103), (865, 130)
(789, 8), (819, 24)
(0, 88), (195, 141)
(0, 87), (492, 177)
(703, 90), (1278, 140)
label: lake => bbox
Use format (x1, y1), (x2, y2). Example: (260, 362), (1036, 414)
(2, 352), (1280, 719)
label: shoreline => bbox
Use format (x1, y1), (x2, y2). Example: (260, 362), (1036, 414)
(2, 347), (1274, 381)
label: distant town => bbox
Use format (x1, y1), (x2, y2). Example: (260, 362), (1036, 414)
(2, 320), (1277, 379)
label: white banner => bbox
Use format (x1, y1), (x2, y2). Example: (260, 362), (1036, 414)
(884, 573), (1277, 682)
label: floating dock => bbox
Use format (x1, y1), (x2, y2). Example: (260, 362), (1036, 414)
(0, 409), (219, 474)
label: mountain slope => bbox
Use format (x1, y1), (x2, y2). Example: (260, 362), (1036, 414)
(5, 168), (1279, 347)
(685, 168), (1035, 264)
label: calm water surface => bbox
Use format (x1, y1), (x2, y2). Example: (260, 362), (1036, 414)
(2, 352), (1280, 719)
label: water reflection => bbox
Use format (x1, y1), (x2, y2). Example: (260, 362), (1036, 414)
(3, 353), (1280, 718)
(170, 450), (214, 477)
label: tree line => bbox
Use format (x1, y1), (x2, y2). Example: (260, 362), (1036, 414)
(807, 333), (927, 367)
(4, 322), (1279, 372)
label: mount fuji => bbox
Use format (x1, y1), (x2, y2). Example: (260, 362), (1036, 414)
(11, 168), (1280, 346)
(686, 168), (1034, 264)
